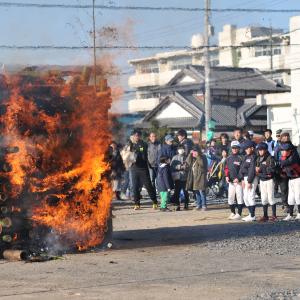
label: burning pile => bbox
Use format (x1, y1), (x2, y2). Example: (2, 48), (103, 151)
(0, 69), (113, 255)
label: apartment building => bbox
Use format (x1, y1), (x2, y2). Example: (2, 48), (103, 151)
(128, 24), (290, 114)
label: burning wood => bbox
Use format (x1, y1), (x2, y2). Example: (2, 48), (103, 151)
(0, 68), (113, 256)
(2, 249), (28, 261)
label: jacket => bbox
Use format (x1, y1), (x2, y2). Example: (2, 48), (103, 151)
(170, 154), (188, 181)
(147, 141), (161, 168)
(264, 138), (275, 156)
(159, 144), (177, 160)
(156, 163), (174, 192)
(280, 149), (300, 179)
(186, 153), (208, 191)
(255, 153), (276, 181)
(224, 154), (243, 182)
(107, 147), (125, 179)
(128, 140), (149, 169)
(239, 153), (257, 183)
(179, 138), (193, 156)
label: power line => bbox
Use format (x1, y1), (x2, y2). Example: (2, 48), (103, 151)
(0, 2), (300, 13)
(0, 44), (300, 51)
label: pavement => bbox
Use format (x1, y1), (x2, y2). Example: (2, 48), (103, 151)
(1, 198), (300, 300)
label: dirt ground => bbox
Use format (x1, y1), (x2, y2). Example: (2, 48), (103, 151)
(1, 199), (300, 300)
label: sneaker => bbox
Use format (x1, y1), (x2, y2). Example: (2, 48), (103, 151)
(152, 203), (158, 210)
(242, 214), (251, 221)
(269, 216), (278, 222)
(175, 206), (181, 211)
(258, 216), (269, 223)
(228, 213), (236, 220)
(202, 207), (207, 211)
(194, 207), (201, 211)
(295, 213), (300, 220)
(232, 214), (242, 220)
(244, 215), (256, 222)
(134, 205), (140, 210)
(283, 214), (294, 221)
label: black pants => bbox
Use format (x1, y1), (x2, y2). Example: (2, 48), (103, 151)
(131, 167), (157, 205)
(279, 177), (289, 206)
(173, 180), (189, 206)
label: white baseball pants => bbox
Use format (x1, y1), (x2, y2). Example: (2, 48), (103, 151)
(243, 176), (258, 207)
(228, 182), (243, 205)
(260, 179), (276, 205)
(288, 177), (300, 205)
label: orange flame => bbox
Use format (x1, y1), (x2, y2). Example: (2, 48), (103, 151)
(0, 73), (113, 250)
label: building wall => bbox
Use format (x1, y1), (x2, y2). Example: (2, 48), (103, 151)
(128, 24), (290, 114)
(290, 16), (300, 145)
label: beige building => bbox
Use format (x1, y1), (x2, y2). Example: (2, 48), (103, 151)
(128, 24), (290, 114)
(257, 15), (300, 145)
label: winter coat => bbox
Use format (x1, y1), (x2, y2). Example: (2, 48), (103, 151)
(255, 153), (276, 181)
(186, 153), (208, 191)
(159, 143), (177, 160)
(156, 163), (174, 192)
(170, 154), (188, 181)
(179, 138), (194, 156)
(280, 149), (300, 179)
(239, 153), (257, 183)
(107, 147), (125, 179)
(128, 140), (149, 169)
(264, 138), (276, 156)
(224, 154), (243, 182)
(121, 144), (136, 170)
(147, 141), (161, 168)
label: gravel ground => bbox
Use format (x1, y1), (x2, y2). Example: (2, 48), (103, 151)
(1, 200), (300, 300)
(203, 222), (300, 256)
(246, 290), (300, 300)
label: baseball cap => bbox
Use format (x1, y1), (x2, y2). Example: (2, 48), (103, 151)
(257, 142), (268, 151)
(165, 134), (174, 142)
(231, 141), (240, 148)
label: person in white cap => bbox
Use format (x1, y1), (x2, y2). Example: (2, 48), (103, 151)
(224, 141), (244, 220)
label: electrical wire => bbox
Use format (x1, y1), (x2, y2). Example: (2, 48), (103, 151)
(0, 2), (299, 13)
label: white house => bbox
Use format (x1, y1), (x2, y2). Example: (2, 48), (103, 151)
(257, 15), (300, 145)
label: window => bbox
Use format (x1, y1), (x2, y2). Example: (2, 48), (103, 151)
(170, 57), (192, 70)
(138, 92), (160, 100)
(255, 45), (282, 57)
(138, 63), (159, 74)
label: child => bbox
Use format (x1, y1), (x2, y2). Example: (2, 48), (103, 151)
(171, 145), (189, 211)
(186, 146), (208, 211)
(255, 143), (277, 222)
(280, 143), (300, 221)
(157, 156), (174, 211)
(225, 141), (244, 220)
(239, 140), (258, 222)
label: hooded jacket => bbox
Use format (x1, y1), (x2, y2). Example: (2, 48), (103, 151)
(156, 163), (174, 192)
(239, 153), (257, 183)
(224, 153), (243, 182)
(147, 141), (161, 168)
(255, 152), (276, 181)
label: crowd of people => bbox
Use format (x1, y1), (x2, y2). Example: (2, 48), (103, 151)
(106, 127), (300, 222)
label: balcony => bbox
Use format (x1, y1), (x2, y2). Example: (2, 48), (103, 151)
(128, 98), (160, 113)
(128, 70), (180, 88)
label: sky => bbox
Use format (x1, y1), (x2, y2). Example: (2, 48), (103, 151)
(0, 0), (299, 112)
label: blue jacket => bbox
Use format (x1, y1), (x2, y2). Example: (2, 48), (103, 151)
(159, 144), (177, 160)
(157, 163), (174, 192)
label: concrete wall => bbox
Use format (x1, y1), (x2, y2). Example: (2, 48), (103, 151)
(290, 16), (300, 145)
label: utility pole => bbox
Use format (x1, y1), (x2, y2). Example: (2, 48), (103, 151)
(92, 0), (97, 91)
(204, 0), (212, 139)
(270, 21), (274, 80)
